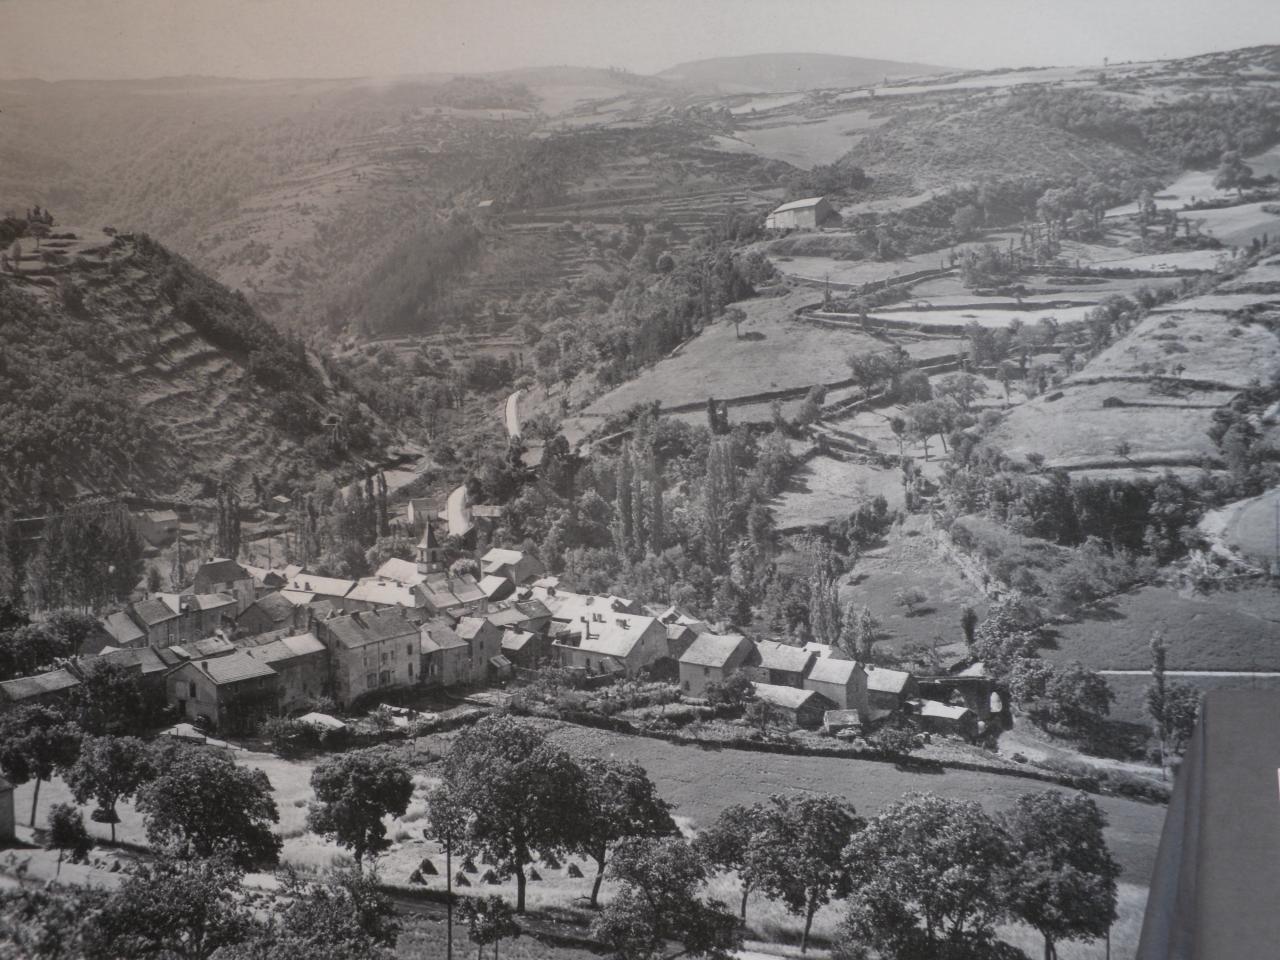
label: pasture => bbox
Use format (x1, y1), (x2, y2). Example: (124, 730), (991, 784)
(770, 456), (904, 530)
(582, 295), (882, 416)
(1083, 309), (1280, 388)
(980, 381), (1221, 469)
(1043, 583), (1280, 673)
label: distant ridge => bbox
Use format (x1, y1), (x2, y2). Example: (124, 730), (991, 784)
(657, 52), (952, 93)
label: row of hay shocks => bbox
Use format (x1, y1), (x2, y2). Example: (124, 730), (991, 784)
(408, 850), (585, 887)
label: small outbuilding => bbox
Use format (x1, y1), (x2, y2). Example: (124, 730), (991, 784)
(764, 196), (835, 230)
(918, 700), (979, 740)
(751, 682), (834, 729)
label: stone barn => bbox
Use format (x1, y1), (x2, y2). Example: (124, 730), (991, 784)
(765, 196), (835, 230)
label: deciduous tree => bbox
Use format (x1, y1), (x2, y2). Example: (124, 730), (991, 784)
(591, 837), (740, 960)
(576, 757), (678, 907)
(307, 751), (413, 871)
(441, 716), (588, 912)
(749, 794), (862, 952)
(136, 742), (281, 868)
(1002, 791), (1120, 960)
(0, 703), (81, 826)
(843, 792), (1012, 957)
(65, 735), (155, 842)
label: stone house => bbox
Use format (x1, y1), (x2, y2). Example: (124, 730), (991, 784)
(192, 558), (256, 614)
(237, 592), (305, 637)
(552, 613), (667, 678)
(131, 597), (181, 648)
(166, 652), (279, 734)
(241, 633), (328, 714)
(480, 548), (546, 587)
(455, 617), (503, 683)
(315, 608), (419, 708)
(678, 632), (755, 698)
(420, 619), (472, 688)
(804, 657), (869, 717)
(748, 640), (815, 689)
(136, 509), (179, 547)
(865, 666), (918, 714)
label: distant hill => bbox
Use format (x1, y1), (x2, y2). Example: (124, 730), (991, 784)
(0, 225), (390, 506)
(657, 52), (951, 93)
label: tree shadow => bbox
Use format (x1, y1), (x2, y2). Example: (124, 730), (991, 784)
(904, 606), (936, 618)
(738, 331), (766, 341)
(1071, 599), (1125, 623)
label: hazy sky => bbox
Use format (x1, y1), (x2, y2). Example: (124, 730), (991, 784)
(2, 0), (1278, 80)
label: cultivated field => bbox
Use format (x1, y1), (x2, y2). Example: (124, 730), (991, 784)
(980, 382), (1222, 469)
(1082, 309), (1280, 388)
(582, 290), (885, 416)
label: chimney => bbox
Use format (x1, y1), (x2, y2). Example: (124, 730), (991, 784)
(351, 611), (364, 627)
(201, 660), (211, 674)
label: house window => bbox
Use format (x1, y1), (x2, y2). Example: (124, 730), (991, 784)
(407, 643), (414, 657)
(381, 652), (390, 664)
(703, 667), (710, 676)
(408, 662), (414, 679)
(189, 681), (198, 699)
(365, 672), (377, 690)
(379, 670), (393, 687)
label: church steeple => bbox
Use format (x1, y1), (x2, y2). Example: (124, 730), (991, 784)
(416, 523), (444, 574)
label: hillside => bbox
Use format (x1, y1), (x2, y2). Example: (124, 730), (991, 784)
(0, 225), (389, 506)
(658, 52), (951, 93)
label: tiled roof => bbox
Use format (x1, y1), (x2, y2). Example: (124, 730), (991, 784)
(679, 632), (751, 668)
(807, 657), (862, 686)
(195, 558), (251, 584)
(501, 629), (539, 652)
(168, 636), (236, 660)
(249, 632), (325, 664)
(920, 699), (973, 720)
(97, 646), (168, 675)
(455, 617), (494, 641)
(323, 609), (418, 649)
(421, 620), (468, 653)
(0, 668), (82, 701)
(866, 666), (913, 694)
(568, 614), (659, 660)
(241, 592), (296, 626)
(287, 574), (356, 598)
(752, 682), (828, 710)
(133, 598), (178, 626)
(101, 611), (145, 646)
(770, 196), (827, 214)
(348, 578), (422, 608)
(755, 639), (814, 675)
(187, 651), (277, 685)
(374, 558), (425, 585)
(481, 548), (524, 569)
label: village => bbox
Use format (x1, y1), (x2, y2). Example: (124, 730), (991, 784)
(1, 503), (997, 745)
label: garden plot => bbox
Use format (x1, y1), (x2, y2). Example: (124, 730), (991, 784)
(980, 382), (1221, 469)
(770, 456), (904, 530)
(1082, 248), (1235, 273)
(1082, 310), (1280, 387)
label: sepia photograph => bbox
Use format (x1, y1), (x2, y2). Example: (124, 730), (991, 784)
(2, 2), (1280, 957)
